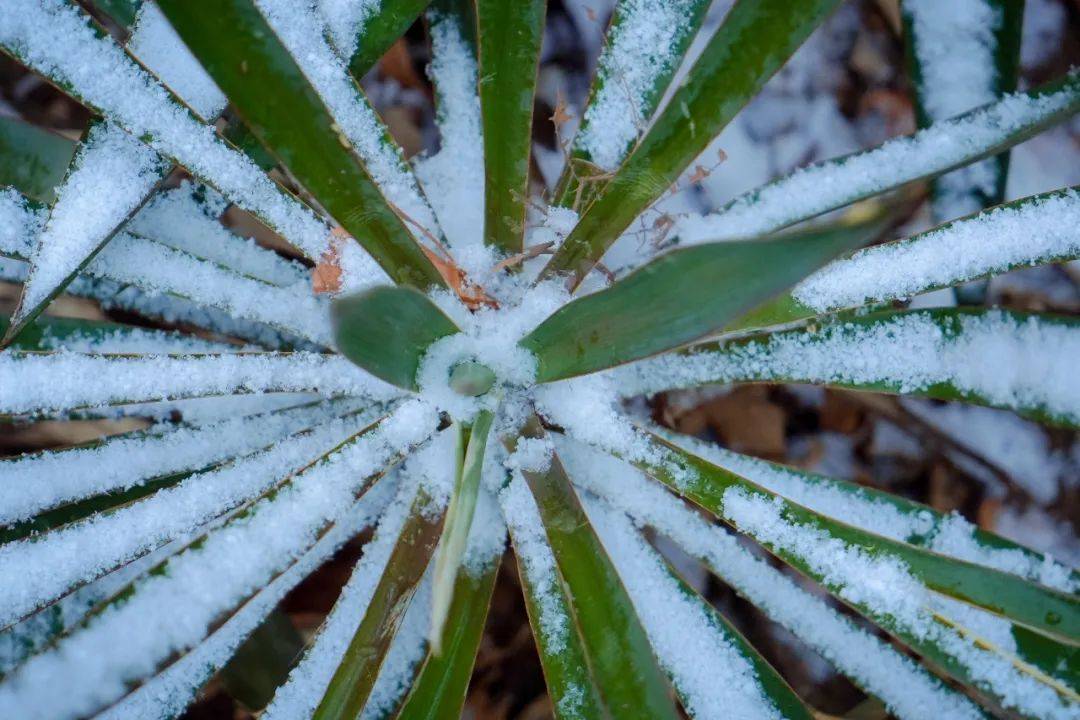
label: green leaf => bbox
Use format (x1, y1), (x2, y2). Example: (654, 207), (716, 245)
(521, 214), (889, 382)
(902, 0), (1024, 304)
(332, 285), (460, 391)
(541, 0), (842, 287)
(3, 122), (170, 350)
(729, 187), (1080, 335)
(628, 308), (1080, 430)
(475, 0), (546, 254)
(903, 0), (1023, 216)
(501, 474), (607, 719)
(554, 0), (713, 209)
(684, 73), (1080, 246)
(638, 432), (1080, 644)
(429, 410), (494, 650)
(655, 543), (813, 720)
(395, 554), (499, 719)
(156, 0), (446, 289)
(635, 432), (1080, 714)
(347, 0), (434, 79)
(518, 420), (681, 720)
(0, 314), (168, 351)
(312, 493), (445, 720)
(0, 116), (76, 204)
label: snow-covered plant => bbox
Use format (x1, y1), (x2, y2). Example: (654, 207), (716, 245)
(0, 0), (1077, 718)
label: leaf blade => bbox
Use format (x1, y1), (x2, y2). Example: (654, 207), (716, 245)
(522, 214), (889, 382)
(332, 286), (460, 390)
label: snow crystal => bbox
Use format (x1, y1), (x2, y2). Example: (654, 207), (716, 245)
(319, 0), (381, 62)
(581, 494), (783, 720)
(0, 401), (435, 719)
(0, 407), (378, 629)
(904, 0), (1003, 220)
(562, 440), (984, 720)
(652, 430), (1077, 592)
(676, 82), (1080, 242)
(262, 467), (430, 720)
(577, 0), (703, 171)
(498, 476), (567, 653)
(621, 310), (1080, 426)
(128, 182), (307, 288)
(0, 351), (402, 415)
(415, 10), (488, 276)
(127, 2), (226, 119)
(0, 188), (40, 259)
(89, 232), (332, 345)
(99, 481), (396, 720)
(257, 0), (441, 246)
(723, 487), (1075, 720)
(0, 400), (357, 526)
(796, 189), (1080, 312)
(17, 123), (165, 321)
(0, 0), (333, 262)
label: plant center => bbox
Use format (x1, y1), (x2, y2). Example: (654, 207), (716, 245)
(447, 360), (496, 396)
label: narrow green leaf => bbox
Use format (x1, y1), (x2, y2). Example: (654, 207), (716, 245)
(475, 0), (546, 254)
(0, 116), (76, 204)
(332, 285), (460, 390)
(658, 548), (813, 719)
(522, 214), (889, 382)
(638, 432), (1080, 644)
(312, 494), (445, 720)
(902, 0), (1024, 304)
(347, 0), (434, 79)
(500, 472), (608, 720)
(729, 187), (1080, 335)
(429, 410), (493, 651)
(519, 421), (681, 720)
(635, 432), (1080, 714)
(542, 0), (841, 287)
(554, 0), (712, 208)
(626, 308), (1080, 430)
(680, 73), (1080, 247)
(395, 557), (499, 719)
(0, 314), (165, 351)
(156, 0), (446, 289)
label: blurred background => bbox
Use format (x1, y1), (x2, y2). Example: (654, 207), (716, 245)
(1, 0), (1078, 717)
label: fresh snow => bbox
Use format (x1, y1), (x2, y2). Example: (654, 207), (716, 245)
(0, 0), (337, 264)
(581, 494), (783, 720)
(0, 400), (357, 526)
(904, 0), (1003, 220)
(722, 487), (1075, 720)
(16, 123), (166, 322)
(654, 430), (1077, 592)
(0, 351), (401, 415)
(319, 0), (381, 62)
(99, 480), (396, 720)
(415, 10), (487, 276)
(128, 182), (308, 288)
(676, 82), (1080, 243)
(794, 189), (1080, 312)
(561, 439), (985, 720)
(0, 406), (379, 629)
(127, 2), (226, 120)
(576, 0), (703, 171)
(620, 310), (1080, 426)
(0, 401), (437, 719)
(256, 0), (442, 247)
